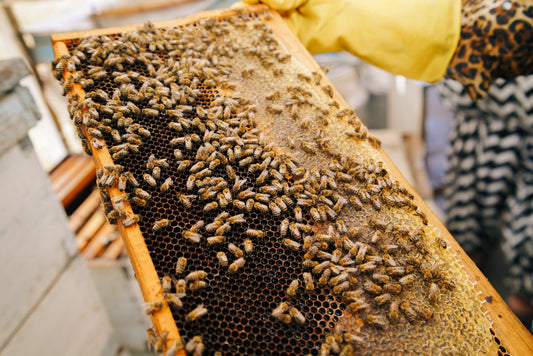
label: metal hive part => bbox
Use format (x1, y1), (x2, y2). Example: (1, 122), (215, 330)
(51, 8), (509, 356)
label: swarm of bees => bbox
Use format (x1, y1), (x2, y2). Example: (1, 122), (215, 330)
(53, 8), (497, 356)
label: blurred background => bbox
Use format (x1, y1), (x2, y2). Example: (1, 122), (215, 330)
(0, 0), (516, 355)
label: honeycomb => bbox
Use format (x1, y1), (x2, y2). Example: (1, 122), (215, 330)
(52, 8), (503, 355)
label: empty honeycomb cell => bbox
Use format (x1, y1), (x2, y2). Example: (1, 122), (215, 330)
(52, 9), (511, 356)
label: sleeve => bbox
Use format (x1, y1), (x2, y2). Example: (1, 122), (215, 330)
(255, 0), (462, 83)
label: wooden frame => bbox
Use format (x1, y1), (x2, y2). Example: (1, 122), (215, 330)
(51, 6), (533, 355)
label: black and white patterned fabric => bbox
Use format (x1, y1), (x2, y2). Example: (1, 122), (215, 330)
(438, 76), (533, 303)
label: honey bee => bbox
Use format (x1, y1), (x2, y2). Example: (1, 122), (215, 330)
(146, 328), (167, 353)
(190, 161), (205, 173)
(161, 275), (172, 293)
(143, 173), (157, 187)
(339, 345), (354, 356)
(186, 304), (208, 322)
(383, 282), (402, 294)
(354, 244), (369, 264)
(177, 160), (192, 172)
(347, 299), (371, 312)
(348, 196), (363, 210)
(289, 307), (306, 325)
(185, 270), (206, 283)
(284, 134), (297, 149)
(400, 301), (417, 321)
(207, 235), (226, 245)
(189, 280), (207, 292)
(134, 188), (150, 201)
(319, 344), (331, 356)
(366, 314), (389, 329)
(243, 239), (254, 254)
(177, 194), (194, 208)
(203, 201), (218, 212)
(303, 272), (315, 291)
(183, 230), (202, 243)
(286, 279), (299, 297)
(160, 177), (173, 192)
(328, 272), (349, 287)
(185, 335), (204, 355)
(441, 276), (456, 290)
(358, 262), (376, 273)
(363, 281), (382, 294)
(253, 202), (269, 213)
(143, 108), (159, 117)
(239, 156), (254, 167)
(130, 196), (146, 206)
(288, 223), (301, 239)
(283, 238), (301, 251)
(186, 175), (196, 191)
(175, 257), (187, 275)
(232, 178), (247, 193)
(145, 301), (163, 315)
(399, 274), (416, 286)
(172, 149), (183, 161)
(227, 243), (244, 258)
(242, 198), (253, 212)
(316, 268), (330, 287)
(311, 261), (329, 275)
(212, 251), (228, 268)
(176, 279), (187, 294)
(122, 214), (140, 227)
(87, 127), (103, 139)
(152, 167), (161, 180)
(266, 104), (283, 114)
(228, 257), (245, 274)
(165, 339), (184, 356)
(370, 218), (389, 231)
(138, 127), (151, 138)
(280, 195), (294, 208)
(152, 219), (170, 232)
(246, 229), (265, 239)
(333, 281), (350, 294)
(232, 199), (246, 210)
(325, 335), (341, 354)
(374, 293), (393, 306)
(428, 282), (439, 304)
(205, 220), (222, 233)
(322, 85), (333, 97)
(387, 266), (405, 276)
(228, 214), (246, 224)
(215, 222), (231, 236)
(271, 301), (290, 321)
(90, 137), (103, 149)
(309, 207), (321, 222)
(165, 293), (184, 309)
(343, 332), (364, 346)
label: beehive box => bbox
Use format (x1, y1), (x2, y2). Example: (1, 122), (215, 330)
(51, 6), (533, 355)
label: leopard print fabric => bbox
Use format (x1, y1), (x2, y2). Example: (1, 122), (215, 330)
(446, 0), (533, 100)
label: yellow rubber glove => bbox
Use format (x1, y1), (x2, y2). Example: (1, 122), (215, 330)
(239, 0), (461, 83)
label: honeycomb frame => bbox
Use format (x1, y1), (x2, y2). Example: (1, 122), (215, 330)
(50, 6), (532, 355)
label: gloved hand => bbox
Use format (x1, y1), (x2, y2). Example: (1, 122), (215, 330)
(236, 0), (461, 83)
(445, 0), (533, 101)
(237, 0), (533, 101)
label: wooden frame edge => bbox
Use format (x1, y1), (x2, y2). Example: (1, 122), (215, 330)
(53, 40), (184, 355)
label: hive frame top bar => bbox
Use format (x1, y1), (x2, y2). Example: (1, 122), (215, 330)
(51, 5), (533, 355)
